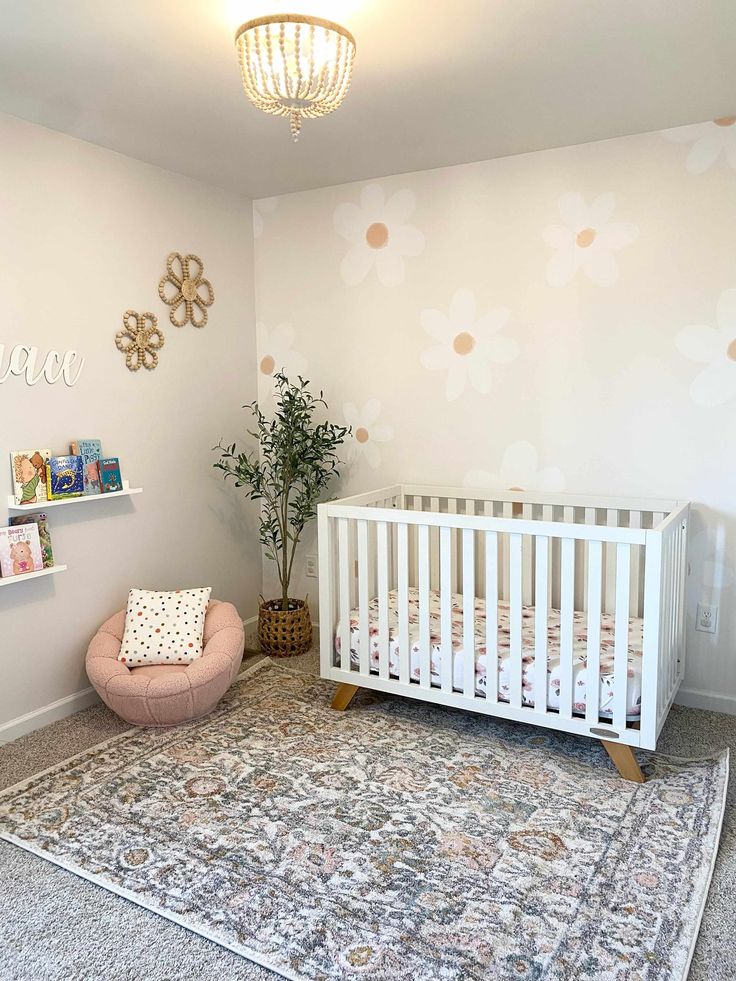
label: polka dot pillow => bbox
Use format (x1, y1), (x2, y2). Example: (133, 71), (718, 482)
(118, 587), (212, 667)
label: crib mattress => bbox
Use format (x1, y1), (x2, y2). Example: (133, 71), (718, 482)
(335, 587), (643, 719)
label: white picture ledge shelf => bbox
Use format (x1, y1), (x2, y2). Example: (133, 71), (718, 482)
(0, 565), (68, 587)
(7, 480), (142, 513)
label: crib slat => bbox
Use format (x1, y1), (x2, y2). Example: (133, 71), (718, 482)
(357, 520), (370, 677)
(585, 540), (602, 724)
(676, 519), (687, 682)
(662, 534), (674, 709)
(670, 530), (678, 697)
(397, 522), (410, 685)
(440, 526), (453, 693)
(501, 502), (513, 601)
(534, 536), (549, 715)
(522, 504), (533, 605)
(448, 497), (458, 592)
(338, 518), (351, 672)
(485, 530), (498, 705)
(418, 524), (431, 689)
(604, 509), (617, 615)
(542, 504), (554, 608)
(629, 510), (641, 617)
(613, 542), (631, 730)
(509, 533), (523, 708)
(377, 520), (390, 681)
(559, 537), (575, 719)
(430, 496), (440, 590)
(462, 529), (476, 698)
(582, 507), (596, 612)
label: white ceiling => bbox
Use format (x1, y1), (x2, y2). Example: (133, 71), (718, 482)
(1, 0), (735, 199)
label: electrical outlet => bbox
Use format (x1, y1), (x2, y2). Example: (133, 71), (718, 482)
(306, 554), (318, 578)
(696, 603), (718, 634)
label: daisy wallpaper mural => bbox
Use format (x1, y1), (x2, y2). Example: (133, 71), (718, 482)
(253, 117), (736, 708)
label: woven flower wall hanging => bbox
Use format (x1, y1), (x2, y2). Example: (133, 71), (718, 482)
(115, 310), (165, 372)
(158, 252), (215, 328)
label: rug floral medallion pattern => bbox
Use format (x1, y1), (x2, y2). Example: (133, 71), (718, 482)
(0, 661), (727, 981)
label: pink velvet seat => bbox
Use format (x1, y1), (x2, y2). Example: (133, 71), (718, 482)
(86, 600), (245, 726)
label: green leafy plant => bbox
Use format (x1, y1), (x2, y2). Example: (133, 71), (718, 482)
(214, 373), (350, 612)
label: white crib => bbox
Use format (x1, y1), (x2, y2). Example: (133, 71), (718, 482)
(317, 484), (689, 781)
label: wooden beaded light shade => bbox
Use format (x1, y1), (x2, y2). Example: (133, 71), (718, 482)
(235, 14), (356, 142)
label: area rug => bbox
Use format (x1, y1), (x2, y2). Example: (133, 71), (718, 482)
(0, 661), (727, 981)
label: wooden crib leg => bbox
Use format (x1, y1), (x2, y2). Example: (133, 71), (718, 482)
(601, 740), (645, 783)
(331, 683), (360, 712)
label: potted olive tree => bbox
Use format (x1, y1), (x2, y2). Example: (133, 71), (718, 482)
(215, 373), (349, 657)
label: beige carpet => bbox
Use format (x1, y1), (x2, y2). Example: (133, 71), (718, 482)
(0, 652), (733, 981)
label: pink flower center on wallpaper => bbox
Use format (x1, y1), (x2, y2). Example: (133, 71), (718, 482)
(576, 227), (597, 248)
(365, 222), (389, 249)
(452, 331), (476, 356)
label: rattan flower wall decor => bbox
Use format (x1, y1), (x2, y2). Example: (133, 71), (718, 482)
(115, 310), (165, 372)
(158, 252), (214, 328)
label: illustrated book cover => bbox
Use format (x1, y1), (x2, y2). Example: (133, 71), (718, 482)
(71, 439), (102, 495)
(99, 457), (123, 494)
(10, 449), (50, 506)
(46, 455), (84, 500)
(9, 513), (54, 568)
(0, 523), (43, 578)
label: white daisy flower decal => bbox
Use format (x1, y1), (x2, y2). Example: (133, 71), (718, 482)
(663, 117), (736, 174)
(543, 192), (639, 287)
(343, 400), (394, 469)
(675, 288), (736, 407)
(464, 441), (565, 493)
(334, 183), (425, 287)
(688, 526), (735, 596)
(419, 288), (519, 402)
(253, 197), (278, 239)
(256, 322), (308, 398)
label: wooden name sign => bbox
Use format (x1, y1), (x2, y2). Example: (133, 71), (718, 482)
(0, 344), (85, 387)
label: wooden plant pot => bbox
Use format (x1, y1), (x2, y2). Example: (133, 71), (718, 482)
(258, 598), (312, 658)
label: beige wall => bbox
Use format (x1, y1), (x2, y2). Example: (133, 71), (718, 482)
(0, 112), (260, 732)
(253, 119), (736, 712)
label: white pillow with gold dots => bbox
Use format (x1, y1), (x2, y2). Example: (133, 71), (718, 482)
(118, 587), (212, 667)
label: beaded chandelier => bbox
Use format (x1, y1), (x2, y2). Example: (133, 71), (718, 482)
(235, 14), (356, 142)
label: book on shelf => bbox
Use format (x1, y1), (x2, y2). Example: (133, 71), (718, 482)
(99, 457), (123, 493)
(70, 439), (102, 496)
(10, 449), (50, 505)
(46, 455), (85, 500)
(0, 523), (44, 578)
(9, 513), (54, 569)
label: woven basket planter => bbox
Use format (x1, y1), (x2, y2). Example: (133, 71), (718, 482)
(258, 598), (312, 658)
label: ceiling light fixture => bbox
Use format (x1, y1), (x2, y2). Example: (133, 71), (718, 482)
(235, 14), (356, 143)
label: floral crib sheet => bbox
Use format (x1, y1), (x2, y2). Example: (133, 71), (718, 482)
(335, 587), (644, 719)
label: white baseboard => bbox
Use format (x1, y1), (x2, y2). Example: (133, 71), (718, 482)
(0, 687), (101, 745)
(675, 686), (736, 716)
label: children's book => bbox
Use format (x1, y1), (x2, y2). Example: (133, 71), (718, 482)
(70, 439), (102, 495)
(9, 513), (54, 568)
(46, 455), (84, 500)
(10, 449), (50, 505)
(0, 523), (43, 578)
(99, 457), (123, 494)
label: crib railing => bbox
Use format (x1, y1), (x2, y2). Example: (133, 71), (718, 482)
(318, 484), (689, 751)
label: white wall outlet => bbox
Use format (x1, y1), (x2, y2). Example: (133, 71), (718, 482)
(306, 554), (319, 578)
(696, 603), (718, 634)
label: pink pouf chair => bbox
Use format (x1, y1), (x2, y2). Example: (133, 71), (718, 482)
(86, 600), (245, 726)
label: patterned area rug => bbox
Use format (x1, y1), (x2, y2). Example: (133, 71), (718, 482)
(0, 660), (727, 981)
